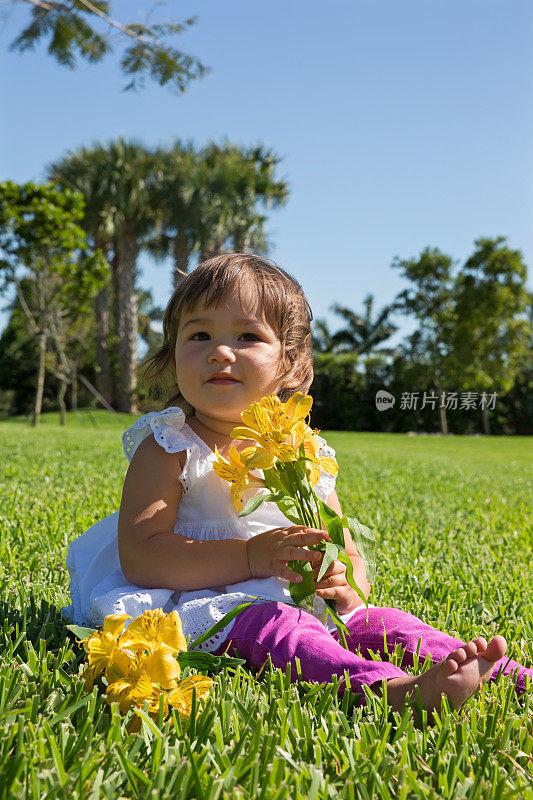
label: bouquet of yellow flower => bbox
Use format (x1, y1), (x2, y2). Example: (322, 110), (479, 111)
(68, 608), (244, 733)
(213, 393), (376, 644)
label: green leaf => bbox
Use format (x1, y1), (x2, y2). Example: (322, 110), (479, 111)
(66, 624), (96, 640)
(177, 651), (245, 670)
(317, 541), (339, 582)
(275, 495), (304, 525)
(238, 492), (274, 517)
(188, 599), (259, 649)
(337, 551), (369, 608)
(323, 600), (351, 648)
(134, 707), (164, 739)
(49, 693), (94, 726)
(277, 461), (297, 496)
(342, 515), (377, 582)
(263, 467), (284, 493)
(288, 561), (316, 607)
(318, 500), (345, 546)
(292, 459), (314, 495)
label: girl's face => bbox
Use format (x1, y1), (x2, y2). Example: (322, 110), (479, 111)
(174, 284), (289, 432)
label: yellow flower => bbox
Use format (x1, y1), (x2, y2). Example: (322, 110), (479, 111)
(105, 646), (137, 686)
(105, 642), (181, 706)
(144, 644), (182, 690)
(81, 610), (217, 733)
(105, 654), (158, 714)
(81, 613), (132, 691)
(260, 393), (313, 431)
(301, 430), (338, 486)
(282, 393), (314, 426)
(119, 609), (188, 654)
(168, 675), (214, 721)
(230, 393), (314, 464)
(212, 445), (268, 512)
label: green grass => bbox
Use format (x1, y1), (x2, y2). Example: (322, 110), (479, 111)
(0, 411), (532, 799)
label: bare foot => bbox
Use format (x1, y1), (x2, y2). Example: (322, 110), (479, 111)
(377, 635), (507, 721)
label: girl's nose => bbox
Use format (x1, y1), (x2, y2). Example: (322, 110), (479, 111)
(207, 343), (236, 363)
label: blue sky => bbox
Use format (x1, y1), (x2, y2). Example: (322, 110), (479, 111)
(1, 0), (532, 340)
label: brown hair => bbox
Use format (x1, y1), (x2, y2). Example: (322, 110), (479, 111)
(140, 253), (314, 415)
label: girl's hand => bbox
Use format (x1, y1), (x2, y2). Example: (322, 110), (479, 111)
(312, 556), (362, 616)
(246, 526), (330, 582)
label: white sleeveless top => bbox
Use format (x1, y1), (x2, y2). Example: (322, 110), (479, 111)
(62, 407), (361, 651)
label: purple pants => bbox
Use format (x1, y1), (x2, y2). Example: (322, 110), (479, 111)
(214, 601), (532, 699)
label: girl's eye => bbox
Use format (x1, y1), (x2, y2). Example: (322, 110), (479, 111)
(188, 331), (260, 342)
(239, 333), (260, 341)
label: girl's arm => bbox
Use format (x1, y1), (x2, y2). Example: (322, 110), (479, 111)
(118, 435), (252, 590)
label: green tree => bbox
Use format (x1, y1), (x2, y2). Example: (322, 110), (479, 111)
(312, 319), (337, 353)
(182, 142), (288, 262)
(104, 139), (159, 413)
(50, 139), (159, 413)
(0, 281), (42, 416)
(137, 289), (163, 353)
(7, 1), (208, 92)
(147, 141), (288, 286)
(0, 181), (108, 424)
(450, 237), (531, 434)
(330, 295), (398, 357)
(146, 141), (197, 288)
(48, 145), (115, 403)
(225, 145), (289, 254)
(392, 248), (457, 433)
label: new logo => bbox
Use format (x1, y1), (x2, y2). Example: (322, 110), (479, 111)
(375, 390), (395, 411)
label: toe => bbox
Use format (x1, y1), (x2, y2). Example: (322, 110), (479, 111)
(472, 637), (487, 653)
(484, 635), (507, 663)
(444, 658), (459, 675)
(462, 641), (478, 659)
(449, 646), (467, 664)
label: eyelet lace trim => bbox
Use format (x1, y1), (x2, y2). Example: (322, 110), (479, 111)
(122, 407), (187, 460)
(177, 447), (198, 495)
(179, 593), (254, 653)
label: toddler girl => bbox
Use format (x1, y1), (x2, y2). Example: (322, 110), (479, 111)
(63, 253), (531, 716)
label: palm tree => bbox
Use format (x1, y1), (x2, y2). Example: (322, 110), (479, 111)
(180, 142), (289, 261)
(103, 139), (160, 412)
(51, 138), (159, 413)
(226, 145), (289, 253)
(146, 141), (197, 288)
(330, 295), (398, 357)
(48, 148), (115, 404)
(312, 319), (337, 353)
(137, 289), (164, 353)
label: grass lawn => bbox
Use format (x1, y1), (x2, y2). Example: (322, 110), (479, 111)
(0, 410), (532, 799)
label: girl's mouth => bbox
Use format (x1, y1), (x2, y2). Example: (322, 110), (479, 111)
(208, 376), (239, 384)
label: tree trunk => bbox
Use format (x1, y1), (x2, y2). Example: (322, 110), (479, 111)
(200, 238), (224, 262)
(58, 378), (67, 425)
(114, 228), (140, 414)
(233, 228), (252, 253)
(435, 384), (448, 434)
(482, 407), (491, 435)
(70, 362), (78, 410)
(94, 283), (113, 404)
(111, 249), (120, 405)
(172, 231), (191, 288)
(33, 331), (47, 427)
(439, 403), (448, 435)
